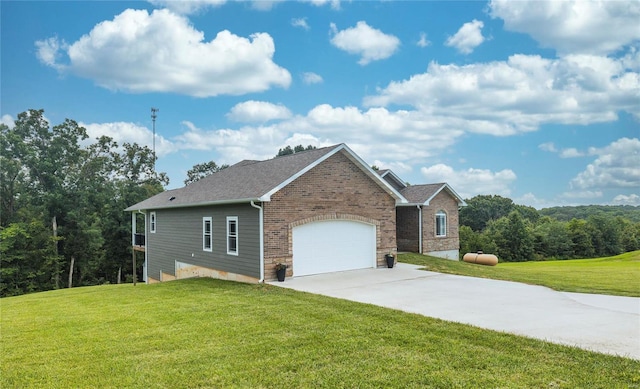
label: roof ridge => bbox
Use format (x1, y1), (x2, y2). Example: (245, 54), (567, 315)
(124, 143), (411, 212)
(271, 144), (341, 160)
(405, 182), (445, 188)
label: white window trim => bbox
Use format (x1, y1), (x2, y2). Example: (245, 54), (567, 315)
(226, 216), (238, 256)
(436, 211), (447, 237)
(203, 217), (212, 252)
(150, 212), (156, 234)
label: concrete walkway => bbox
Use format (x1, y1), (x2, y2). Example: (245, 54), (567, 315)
(270, 263), (640, 360)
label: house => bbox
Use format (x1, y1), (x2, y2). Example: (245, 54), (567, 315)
(379, 170), (466, 259)
(125, 143), (464, 283)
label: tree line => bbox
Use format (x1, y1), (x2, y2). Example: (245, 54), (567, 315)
(459, 195), (640, 262)
(1, 109), (167, 297)
(2, 109), (638, 296)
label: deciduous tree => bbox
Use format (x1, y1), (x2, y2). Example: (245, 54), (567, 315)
(0, 109), (167, 296)
(184, 161), (229, 185)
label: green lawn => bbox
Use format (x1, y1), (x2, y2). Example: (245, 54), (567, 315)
(2, 279), (639, 388)
(399, 250), (640, 297)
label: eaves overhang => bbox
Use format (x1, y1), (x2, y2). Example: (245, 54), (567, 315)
(125, 197), (264, 212)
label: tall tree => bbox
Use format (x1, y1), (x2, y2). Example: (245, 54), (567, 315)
(567, 218), (595, 258)
(619, 218), (640, 252)
(459, 195), (516, 232)
(0, 122), (26, 227)
(184, 161), (229, 185)
(533, 218), (573, 259)
(488, 211), (535, 262)
(459, 225), (498, 257)
(0, 220), (59, 296)
(587, 214), (622, 256)
(1, 109), (167, 296)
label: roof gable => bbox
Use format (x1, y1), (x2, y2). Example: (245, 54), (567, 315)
(378, 169), (407, 191)
(399, 183), (466, 206)
(125, 144), (406, 211)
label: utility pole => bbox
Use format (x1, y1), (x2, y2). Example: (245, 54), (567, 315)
(151, 107), (159, 170)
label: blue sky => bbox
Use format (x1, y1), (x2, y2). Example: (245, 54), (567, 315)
(2, 0), (639, 208)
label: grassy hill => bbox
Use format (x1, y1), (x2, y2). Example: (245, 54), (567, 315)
(399, 251), (640, 297)
(2, 279), (638, 388)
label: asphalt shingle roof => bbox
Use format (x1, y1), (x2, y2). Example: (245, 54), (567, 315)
(399, 183), (446, 204)
(125, 144), (343, 211)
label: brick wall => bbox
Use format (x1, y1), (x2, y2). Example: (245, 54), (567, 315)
(422, 190), (460, 253)
(262, 151), (397, 280)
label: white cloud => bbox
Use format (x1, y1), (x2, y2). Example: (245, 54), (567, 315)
(35, 9), (291, 97)
(71, 101), (471, 171)
(364, 54), (640, 134)
(301, 72), (323, 84)
(489, 0), (640, 55)
(291, 17), (310, 30)
(445, 19), (485, 54)
(540, 142), (587, 158)
(417, 32), (430, 48)
(329, 21), (400, 65)
(612, 193), (640, 206)
(249, 0), (286, 11)
(148, 0), (285, 13)
(420, 163), (516, 198)
(193, 103), (466, 165)
(570, 137), (640, 190)
(301, 105), (464, 157)
(1, 114), (15, 128)
(81, 121), (176, 157)
(372, 160), (412, 176)
(35, 37), (67, 69)
(515, 193), (553, 210)
(538, 142), (557, 152)
(307, 0), (340, 10)
(73, 103), (634, 202)
(559, 148), (584, 158)
(172, 121), (291, 163)
(226, 101), (292, 123)
(560, 190), (603, 199)
(282, 133), (323, 148)
(148, 0), (227, 14)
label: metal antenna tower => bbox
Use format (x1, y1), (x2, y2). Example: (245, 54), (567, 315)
(151, 107), (159, 170)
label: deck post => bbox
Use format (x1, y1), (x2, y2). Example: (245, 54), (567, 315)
(132, 212), (137, 286)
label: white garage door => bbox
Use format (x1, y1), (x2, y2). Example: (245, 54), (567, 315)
(293, 220), (376, 277)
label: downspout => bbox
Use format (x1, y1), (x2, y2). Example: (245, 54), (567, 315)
(417, 205), (423, 254)
(250, 201), (265, 283)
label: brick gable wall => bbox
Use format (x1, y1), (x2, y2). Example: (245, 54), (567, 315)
(422, 190), (460, 253)
(262, 151), (397, 280)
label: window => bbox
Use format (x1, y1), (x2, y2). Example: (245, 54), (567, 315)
(435, 211), (447, 237)
(203, 217), (212, 252)
(227, 216), (238, 255)
(150, 212), (156, 233)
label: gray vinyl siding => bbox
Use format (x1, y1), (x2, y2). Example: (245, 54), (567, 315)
(146, 203), (260, 280)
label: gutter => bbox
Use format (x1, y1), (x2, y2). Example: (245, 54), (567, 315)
(250, 201), (265, 283)
(125, 197), (262, 212)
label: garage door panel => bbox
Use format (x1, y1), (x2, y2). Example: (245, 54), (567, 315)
(293, 220), (376, 276)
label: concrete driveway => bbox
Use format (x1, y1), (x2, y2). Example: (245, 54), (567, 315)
(270, 263), (640, 360)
